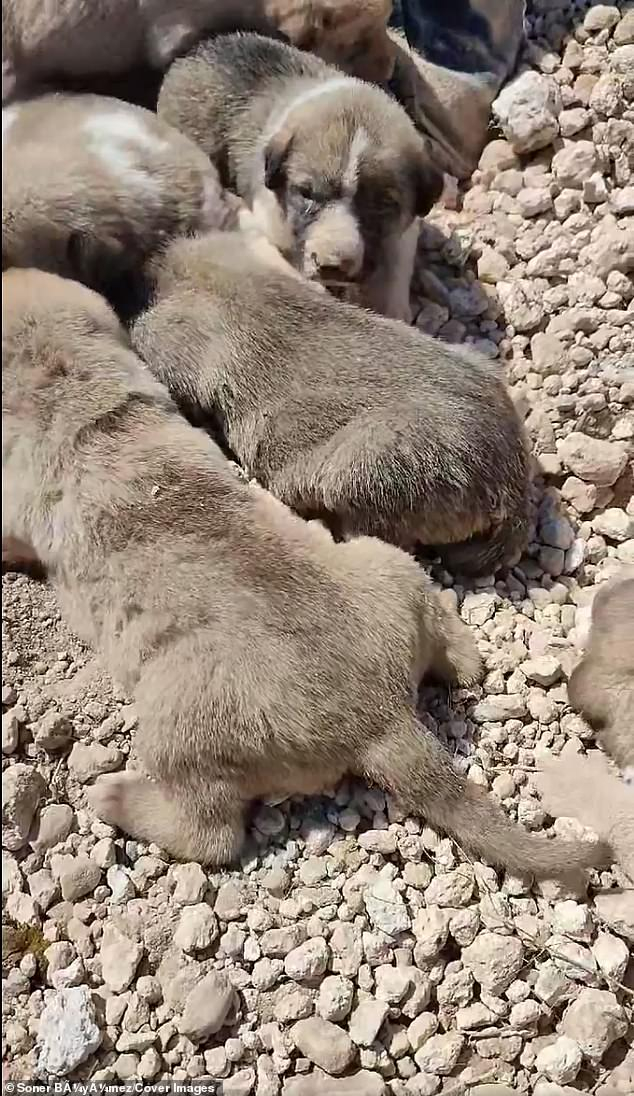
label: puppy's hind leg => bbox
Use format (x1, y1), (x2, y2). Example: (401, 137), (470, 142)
(88, 770), (245, 865)
(426, 600), (483, 688)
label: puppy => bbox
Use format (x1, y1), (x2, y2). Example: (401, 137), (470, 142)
(131, 231), (530, 576)
(2, 92), (238, 313)
(567, 572), (634, 774)
(2, 0), (394, 104)
(157, 32), (443, 321)
(2, 267), (606, 879)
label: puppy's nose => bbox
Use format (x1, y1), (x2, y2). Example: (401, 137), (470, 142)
(312, 253), (363, 282)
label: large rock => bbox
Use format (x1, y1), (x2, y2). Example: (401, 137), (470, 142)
(282, 1072), (386, 1095)
(36, 986), (102, 1077)
(179, 970), (236, 1042)
(284, 937), (330, 982)
(100, 924), (143, 993)
(68, 741), (121, 782)
(290, 1018), (356, 1075)
(535, 1036), (582, 1084)
(2, 764), (47, 850)
(30, 803), (74, 852)
(561, 989), (628, 1061)
(471, 695), (528, 723)
(317, 975), (354, 1022)
(414, 1031), (465, 1075)
(593, 891), (634, 942)
(174, 904), (218, 953)
(462, 932), (524, 993)
(492, 71), (562, 152)
(51, 854), (101, 902)
(552, 141), (598, 188)
(558, 433), (628, 486)
(348, 999), (389, 1047)
(364, 876), (410, 935)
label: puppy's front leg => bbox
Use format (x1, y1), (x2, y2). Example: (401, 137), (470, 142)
(239, 208), (326, 292)
(361, 219), (420, 323)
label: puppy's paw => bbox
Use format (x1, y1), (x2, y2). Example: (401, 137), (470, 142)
(389, 296), (413, 325)
(87, 769), (144, 832)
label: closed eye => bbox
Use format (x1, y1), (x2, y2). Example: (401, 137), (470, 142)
(295, 182), (315, 201)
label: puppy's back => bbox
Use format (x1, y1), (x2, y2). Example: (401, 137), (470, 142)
(157, 31), (331, 169)
(2, 93), (229, 303)
(135, 232), (530, 572)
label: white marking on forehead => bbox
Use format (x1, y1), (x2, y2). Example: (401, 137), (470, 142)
(83, 111), (165, 198)
(342, 126), (370, 193)
(263, 75), (361, 147)
(2, 106), (19, 147)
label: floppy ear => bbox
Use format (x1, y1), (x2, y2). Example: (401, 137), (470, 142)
(264, 129), (293, 192)
(411, 154), (444, 218)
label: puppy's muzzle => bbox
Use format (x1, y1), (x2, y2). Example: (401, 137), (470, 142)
(303, 204), (365, 286)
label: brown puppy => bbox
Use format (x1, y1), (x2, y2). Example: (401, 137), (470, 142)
(2, 92), (237, 312)
(158, 32), (443, 321)
(567, 572), (634, 775)
(131, 231), (530, 576)
(2, 267), (607, 879)
(2, 0), (394, 104)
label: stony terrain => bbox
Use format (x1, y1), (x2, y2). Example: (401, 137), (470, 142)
(2, 2), (633, 1092)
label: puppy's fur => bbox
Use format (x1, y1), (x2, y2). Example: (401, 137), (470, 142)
(132, 231), (530, 576)
(2, 267), (607, 879)
(158, 32), (443, 320)
(2, 0), (394, 104)
(536, 750), (634, 882)
(567, 572), (634, 773)
(2, 92), (237, 313)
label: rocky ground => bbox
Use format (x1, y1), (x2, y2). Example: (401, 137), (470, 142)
(2, 1), (633, 1092)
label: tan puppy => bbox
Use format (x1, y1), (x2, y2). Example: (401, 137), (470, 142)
(158, 32), (443, 321)
(132, 231), (530, 576)
(2, 0), (394, 104)
(536, 750), (634, 882)
(2, 92), (237, 312)
(2, 268), (608, 879)
(567, 572), (634, 775)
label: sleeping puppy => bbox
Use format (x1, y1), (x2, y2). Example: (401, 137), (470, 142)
(2, 0), (394, 104)
(2, 92), (238, 316)
(158, 32), (443, 321)
(567, 572), (634, 774)
(131, 230), (530, 577)
(2, 266), (608, 880)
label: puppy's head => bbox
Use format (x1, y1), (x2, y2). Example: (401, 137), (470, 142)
(272, 0), (396, 83)
(260, 82), (442, 288)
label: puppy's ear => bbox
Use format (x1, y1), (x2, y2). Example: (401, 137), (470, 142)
(264, 130), (293, 191)
(411, 153), (444, 218)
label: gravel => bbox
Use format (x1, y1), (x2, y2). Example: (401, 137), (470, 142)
(2, 2), (633, 1090)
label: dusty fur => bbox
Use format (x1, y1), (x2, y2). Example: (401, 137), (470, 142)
(157, 32), (443, 321)
(132, 231), (531, 575)
(567, 572), (634, 771)
(3, 268), (609, 879)
(2, 92), (237, 311)
(2, 0), (394, 103)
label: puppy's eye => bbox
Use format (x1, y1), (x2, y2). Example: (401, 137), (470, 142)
(296, 183), (315, 202)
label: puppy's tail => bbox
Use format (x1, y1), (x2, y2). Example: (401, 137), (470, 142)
(359, 717), (610, 879)
(435, 511), (530, 578)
